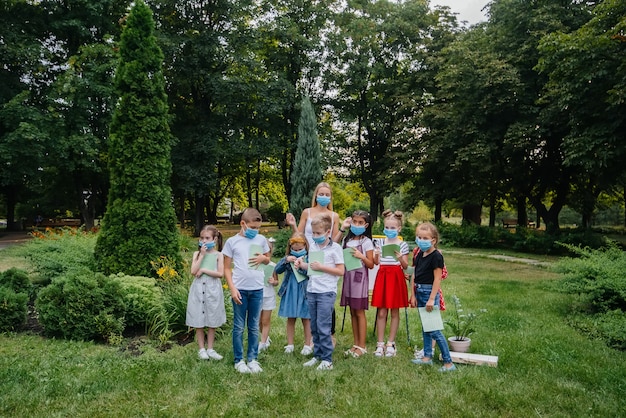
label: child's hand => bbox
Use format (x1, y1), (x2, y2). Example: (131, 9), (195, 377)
(268, 275), (279, 286)
(248, 253), (266, 268)
(351, 248), (364, 260)
(310, 261), (322, 272)
(286, 255), (297, 263)
(230, 287), (242, 304)
(341, 217), (352, 230)
(426, 299), (435, 312)
(409, 294), (417, 308)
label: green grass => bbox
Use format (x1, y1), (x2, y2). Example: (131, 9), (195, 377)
(1, 251), (626, 417)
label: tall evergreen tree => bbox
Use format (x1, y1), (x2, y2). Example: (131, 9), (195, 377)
(95, 0), (181, 276)
(289, 96), (322, 218)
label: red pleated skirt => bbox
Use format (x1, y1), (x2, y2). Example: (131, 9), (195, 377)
(371, 264), (409, 309)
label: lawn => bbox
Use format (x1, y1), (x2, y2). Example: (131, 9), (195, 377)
(1, 248), (625, 417)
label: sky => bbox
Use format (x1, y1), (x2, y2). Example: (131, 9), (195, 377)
(430, 0), (490, 25)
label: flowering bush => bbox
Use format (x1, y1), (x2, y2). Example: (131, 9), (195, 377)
(445, 295), (487, 341)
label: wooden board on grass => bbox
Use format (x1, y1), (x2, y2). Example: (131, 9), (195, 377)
(442, 352), (499, 367)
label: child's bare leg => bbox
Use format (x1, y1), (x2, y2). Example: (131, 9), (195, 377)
(302, 318), (312, 346)
(195, 328), (206, 349)
(260, 310), (272, 344)
(286, 317), (296, 345)
(206, 327), (216, 349)
(349, 308), (359, 350)
(376, 308), (388, 343)
(355, 309), (367, 351)
(388, 308), (400, 342)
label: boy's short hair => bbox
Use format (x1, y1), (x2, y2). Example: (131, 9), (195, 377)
(311, 213), (332, 231)
(241, 207), (262, 223)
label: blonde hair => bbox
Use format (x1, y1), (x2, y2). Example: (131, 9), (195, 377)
(310, 182), (333, 210)
(382, 209), (403, 228)
(286, 232), (309, 256)
(417, 222), (440, 248)
(311, 213), (332, 232)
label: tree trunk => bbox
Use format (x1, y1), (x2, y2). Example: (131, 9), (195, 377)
(4, 187), (20, 231)
(194, 194), (204, 236)
(516, 194), (528, 228)
(434, 199), (442, 222)
(462, 204), (482, 225)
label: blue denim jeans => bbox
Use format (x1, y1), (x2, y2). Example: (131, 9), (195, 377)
(307, 291), (336, 362)
(415, 284), (452, 364)
(231, 289), (263, 363)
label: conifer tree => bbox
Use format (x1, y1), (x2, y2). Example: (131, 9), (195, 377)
(289, 96), (322, 217)
(95, 0), (181, 276)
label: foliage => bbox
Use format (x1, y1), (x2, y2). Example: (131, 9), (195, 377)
(13, 228), (97, 283)
(289, 96), (322, 216)
(0, 267), (32, 297)
(94, 0), (182, 277)
(268, 227), (294, 258)
(109, 274), (163, 329)
(146, 279), (190, 340)
(554, 243), (626, 349)
(35, 270), (126, 341)
(444, 295), (486, 341)
(0, 286), (28, 332)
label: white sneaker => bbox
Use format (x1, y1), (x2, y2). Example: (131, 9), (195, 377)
(303, 357), (319, 367)
(374, 342), (385, 358)
(385, 342), (396, 357)
(317, 360), (333, 370)
(247, 360), (263, 373)
(258, 337), (271, 351)
(198, 348), (210, 360)
(284, 344), (295, 353)
(300, 345), (313, 356)
(234, 360), (250, 373)
(206, 349), (223, 360)
(414, 348), (425, 359)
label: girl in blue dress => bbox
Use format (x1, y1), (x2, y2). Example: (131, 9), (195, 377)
(276, 233), (313, 355)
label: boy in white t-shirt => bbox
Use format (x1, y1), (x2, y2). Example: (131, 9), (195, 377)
(223, 208), (271, 374)
(296, 213), (344, 371)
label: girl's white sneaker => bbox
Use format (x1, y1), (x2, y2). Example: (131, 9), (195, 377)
(300, 345), (313, 356)
(198, 348), (210, 360)
(206, 349), (223, 360)
(284, 344), (295, 353)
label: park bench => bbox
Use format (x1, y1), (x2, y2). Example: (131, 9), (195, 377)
(502, 218), (536, 228)
(28, 218), (82, 228)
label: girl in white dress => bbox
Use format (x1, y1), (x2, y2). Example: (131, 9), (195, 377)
(186, 225), (226, 360)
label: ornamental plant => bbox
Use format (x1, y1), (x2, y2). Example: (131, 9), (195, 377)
(445, 295), (486, 341)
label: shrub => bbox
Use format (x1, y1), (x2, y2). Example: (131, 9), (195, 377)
(36, 270), (126, 341)
(269, 228), (293, 257)
(0, 286), (28, 332)
(147, 279), (190, 339)
(554, 243), (626, 349)
(109, 274), (163, 329)
(13, 229), (97, 282)
(0, 268), (32, 296)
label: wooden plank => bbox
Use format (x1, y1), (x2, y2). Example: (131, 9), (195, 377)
(443, 351), (499, 367)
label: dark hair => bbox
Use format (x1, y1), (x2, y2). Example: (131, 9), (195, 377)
(241, 207), (262, 223)
(343, 210), (372, 247)
(200, 225), (223, 251)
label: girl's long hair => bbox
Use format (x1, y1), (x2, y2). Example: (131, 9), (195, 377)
(342, 210), (372, 248)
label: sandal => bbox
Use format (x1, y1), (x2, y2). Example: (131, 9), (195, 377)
(344, 345), (357, 356)
(351, 345), (367, 358)
(374, 342), (385, 358)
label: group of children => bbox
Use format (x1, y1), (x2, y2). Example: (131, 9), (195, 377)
(185, 185), (455, 373)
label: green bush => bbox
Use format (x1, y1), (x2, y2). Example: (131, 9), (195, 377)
(0, 286), (28, 332)
(147, 279), (190, 339)
(269, 228), (293, 257)
(0, 268), (32, 297)
(36, 270), (126, 341)
(109, 274), (163, 329)
(554, 243), (626, 349)
(13, 229), (97, 282)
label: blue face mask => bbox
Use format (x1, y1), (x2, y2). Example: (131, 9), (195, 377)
(416, 238), (432, 252)
(350, 225), (366, 236)
(312, 235), (327, 245)
(290, 249), (307, 257)
(243, 223), (259, 239)
(383, 228), (398, 239)
(199, 240), (215, 250)
(316, 195), (331, 207)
